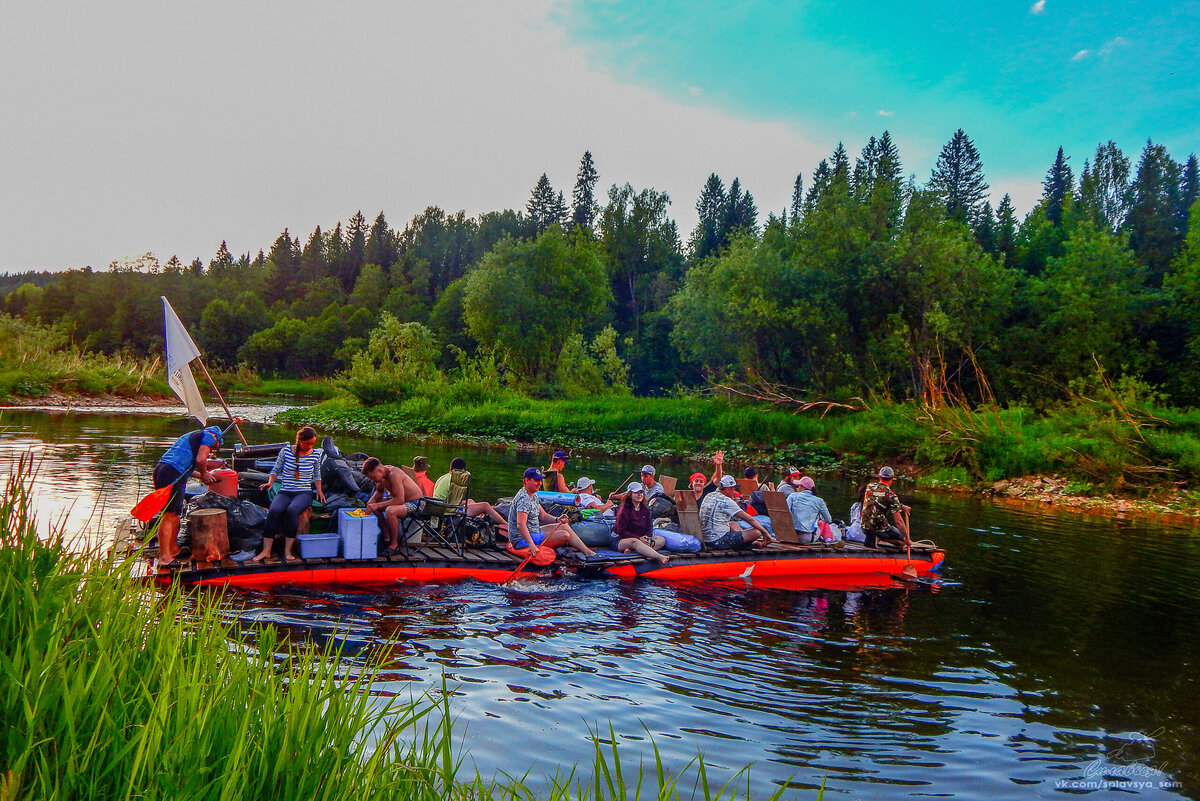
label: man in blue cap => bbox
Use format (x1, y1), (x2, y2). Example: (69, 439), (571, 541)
(543, 451), (572, 494)
(152, 424), (226, 565)
(508, 467), (597, 557)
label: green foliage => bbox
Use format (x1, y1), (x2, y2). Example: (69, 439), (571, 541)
(197, 292), (270, 366)
(552, 326), (631, 399)
(341, 314), (438, 406)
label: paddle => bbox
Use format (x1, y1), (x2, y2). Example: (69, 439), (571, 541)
(502, 543), (556, 583)
(607, 471), (637, 500)
(901, 506), (918, 579)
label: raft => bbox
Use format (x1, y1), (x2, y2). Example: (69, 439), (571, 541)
(144, 541), (943, 589)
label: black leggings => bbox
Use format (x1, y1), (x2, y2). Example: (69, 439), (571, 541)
(265, 490), (312, 539)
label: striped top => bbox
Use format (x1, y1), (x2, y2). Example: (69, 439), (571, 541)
(270, 447), (324, 492)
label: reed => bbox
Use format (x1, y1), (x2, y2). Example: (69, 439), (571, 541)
(0, 459), (801, 800)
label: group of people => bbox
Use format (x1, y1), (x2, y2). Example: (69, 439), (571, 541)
(150, 424), (911, 565)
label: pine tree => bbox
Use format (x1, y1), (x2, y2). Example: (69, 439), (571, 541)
(928, 129), (989, 227)
(526, 174), (564, 234)
(1077, 142), (1131, 232)
(720, 178), (758, 243)
(1178, 154), (1199, 239)
(266, 229), (300, 301)
(830, 143), (851, 188)
(1042, 147), (1074, 227)
(346, 211), (368, 275)
(189, 258), (204, 276)
(209, 241), (234, 276)
(789, 173), (804, 223)
(299, 226), (327, 284)
(325, 222), (347, 289)
(994, 194), (1018, 264)
(688, 174), (726, 261)
(804, 160), (832, 211)
(857, 131), (905, 236)
(365, 212), (397, 268)
(1127, 140), (1183, 283)
(570, 151), (600, 230)
(975, 202), (996, 252)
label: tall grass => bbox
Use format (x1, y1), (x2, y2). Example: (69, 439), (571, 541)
(0, 460), (798, 800)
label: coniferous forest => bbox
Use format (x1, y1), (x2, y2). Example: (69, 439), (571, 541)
(5, 132), (1200, 410)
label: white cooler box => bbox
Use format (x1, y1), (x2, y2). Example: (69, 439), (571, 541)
(338, 510), (380, 560)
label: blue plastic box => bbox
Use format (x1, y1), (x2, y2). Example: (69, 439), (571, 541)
(338, 510), (379, 560)
(296, 533), (339, 559)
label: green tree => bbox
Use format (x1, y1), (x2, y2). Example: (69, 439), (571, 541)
(527, 174), (566, 234)
(1161, 201), (1200, 402)
(688, 174), (726, 262)
(1041, 147), (1074, 227)
(1127, 140), (1182, 284)
(197, 293), (270, 366)
(1077, 141), (1131, 232)
(343, 211), (368, 288)
(789, 173), (804, 223)
(461, 227), (611, 389)
(364, 212), (397, 269)
(570, 151), (599, 230)
(928, 129), (989, 227)
(299, 226), (327, 285)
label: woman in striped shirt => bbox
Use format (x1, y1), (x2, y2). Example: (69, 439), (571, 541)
(251, 426), (326, 562)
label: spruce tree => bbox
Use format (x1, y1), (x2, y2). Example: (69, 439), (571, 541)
(346, 211), (368, 276)
(688, 174), (726, 261)
(209, 241), (234, 276)
(1127, 140), (1183, 283)
(526, 174), (564, 234)
(975, 202), (996, 252)
(994, 194), (1018, 264)
(299, 226), (327, 284)
(928, 129), (989, 227)
(266, 229), (300, 302)
(1077, 141), (1131, 231)
(1042, 147), (1074, 227)
(365, 212), (398, 268)
(720, 178), (758, 243)
(570, 151), (600, 230)
(804, 160), (832, 211)
(789, 173), (804, 223)
(325, 222), (348, 289)
(1178, 154), (1199, 239)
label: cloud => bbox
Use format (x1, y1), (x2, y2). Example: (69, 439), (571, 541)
(1071, 49), (1090, 61)
(1098, 36), (1129, 57)
(1030, 0), (1045, 14)
(878, 109), (895, 117)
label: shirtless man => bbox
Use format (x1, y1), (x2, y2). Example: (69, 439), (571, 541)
(361, 457), (423, 553)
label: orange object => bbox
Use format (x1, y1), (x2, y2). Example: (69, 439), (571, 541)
(210, 468), (238, 498)
(131, 486), (173, 523)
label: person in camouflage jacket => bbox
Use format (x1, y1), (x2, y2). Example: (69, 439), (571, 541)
(861, 466), (911, 548)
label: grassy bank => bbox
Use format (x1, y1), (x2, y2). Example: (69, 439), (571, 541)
(0, 465), (792, 800)
(279, 389), (1200, 498)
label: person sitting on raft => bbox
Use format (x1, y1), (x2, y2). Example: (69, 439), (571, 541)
(861, 466), (911, 548)
(431, 457), (508, 531)
(254, 426), (326, 563)
(508, 468), (597, 557)
(610, 464), (666, 503)
(543, 451), (573, 494)
(574, 476), (615, 516)
(685, 449), (727, 502)
(743, 466), (774, 492)
(151, 424), (225, 565)
(785, 475), (834, 544)
(777, 467), (803, 498)
(362, 456), (424, 555)
(700, 475), (773, 550)
(411, 455), (436, 497)
(612, 482), (670, 564)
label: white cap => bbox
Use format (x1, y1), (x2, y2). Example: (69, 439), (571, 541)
(718, 475), (737, 488)
(628, 482), (645, 493)
(576, 476), (595, 490)
(640, 464), (656, 476)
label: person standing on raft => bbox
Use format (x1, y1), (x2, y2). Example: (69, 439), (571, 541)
(508, 468), (598, 557)
(253, 426), (325, 563)
(151, 424), (225, 565)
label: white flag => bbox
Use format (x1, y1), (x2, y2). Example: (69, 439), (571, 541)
(161, 296), (208, 424)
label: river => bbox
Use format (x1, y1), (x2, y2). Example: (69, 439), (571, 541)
(2, 405), (1197, 799)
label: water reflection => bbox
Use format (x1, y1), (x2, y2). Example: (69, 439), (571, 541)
(4, 407), (1199, 798)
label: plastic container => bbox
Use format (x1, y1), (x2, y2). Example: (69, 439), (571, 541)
(338, 509), (379, 560)
(296, 533), (339, 559)
(210, 468), (239, 498)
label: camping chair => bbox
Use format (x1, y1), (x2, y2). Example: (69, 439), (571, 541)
(760, 491), (800, 544)
(398, 466), (469, 556)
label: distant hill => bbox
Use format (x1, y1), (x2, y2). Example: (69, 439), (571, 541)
(0, 271), (62, 295)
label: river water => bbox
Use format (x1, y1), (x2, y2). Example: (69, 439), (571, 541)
(2, 406), (1198, 799)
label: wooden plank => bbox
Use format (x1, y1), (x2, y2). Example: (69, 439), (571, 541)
(658, 475), (678, 495)
(761, 491), (800, 544)
(737, 479), (759, 500)
(675, 490), (703, 540)
(400, 465), (418, 482)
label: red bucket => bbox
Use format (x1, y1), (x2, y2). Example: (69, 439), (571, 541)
(210, 468), (239, 498)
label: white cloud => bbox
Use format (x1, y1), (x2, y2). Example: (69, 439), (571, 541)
(878, 110), (895, 117)
(1071, 49), (1091, 61)
(1098, 36), (1129, 57)
(0, 0), (828, 269)
(1030, 0), (1046, 14)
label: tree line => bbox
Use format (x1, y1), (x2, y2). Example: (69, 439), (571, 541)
(5, 133), (1200, 406)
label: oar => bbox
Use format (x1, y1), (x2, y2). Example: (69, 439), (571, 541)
(503, 550), (536, 584)
(608, 471), (637, 500)
(901, 506), (918, 579)
(130, 418), (242, 522)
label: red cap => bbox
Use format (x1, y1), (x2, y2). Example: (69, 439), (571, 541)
(689, 472), (707, 483)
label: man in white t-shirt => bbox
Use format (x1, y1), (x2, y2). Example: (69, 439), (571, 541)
(699, 475), (773, 550)
(574, 477), (615, 517)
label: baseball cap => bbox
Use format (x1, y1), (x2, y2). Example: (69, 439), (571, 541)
(799, 476), (815, 490)
(879, 466), (895, 479)
(785, 466), (801, 477)
(689, 472), (707, 483)
(718, 475), (737, 488)
(640, 464), (656, 476)
(628, 482), (645, 493)
(552, 451), (569, 464)
(412, 455), (429, 471)
(576, 476), (595, 490)
(523, 467), (545, 481)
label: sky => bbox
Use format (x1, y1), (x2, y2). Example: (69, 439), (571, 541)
(1, 0), (1196, 272)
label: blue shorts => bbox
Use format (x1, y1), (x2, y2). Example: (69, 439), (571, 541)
(708, 529), (752, 551)
(513, 526), (547, 549)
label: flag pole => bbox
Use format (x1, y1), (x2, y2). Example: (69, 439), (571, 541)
(193, 357), (248, 446)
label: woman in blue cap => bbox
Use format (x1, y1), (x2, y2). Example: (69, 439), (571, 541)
(152, 424), (225, 565)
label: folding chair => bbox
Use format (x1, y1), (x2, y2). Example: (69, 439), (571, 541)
(760, 491), (800, 544)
